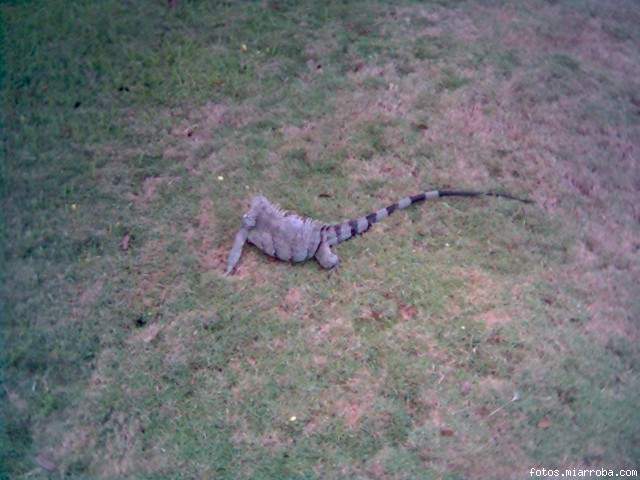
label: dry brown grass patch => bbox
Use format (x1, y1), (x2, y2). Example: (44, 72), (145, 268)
(448, 266), (503, 314)
(309, 316), (354, 346)
(126, 176), (179, 206)
(127, 322), (162, 346)
(477, 308), (512, 328)
(280, 286), (304, 314)
(70, 277), (105, 322)
(6, 389), (28, 412)
(413, 4), (640, 346)
(333, 368), (383, 429)
(477, 375), (511, 397)
(164, 101), (258, 175)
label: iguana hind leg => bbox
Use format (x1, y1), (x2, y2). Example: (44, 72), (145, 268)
(315, 241), (339, 269)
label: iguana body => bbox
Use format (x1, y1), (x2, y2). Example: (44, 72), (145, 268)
(225, 189), (532, 274)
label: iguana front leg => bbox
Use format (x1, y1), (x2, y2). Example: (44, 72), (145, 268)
(225, 227), (249, 275)
(315, 241), (339, 269)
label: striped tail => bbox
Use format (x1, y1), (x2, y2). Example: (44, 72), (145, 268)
(323, 189), (532, 245)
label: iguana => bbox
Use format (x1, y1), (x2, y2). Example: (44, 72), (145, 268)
(225, 189), (532, 274)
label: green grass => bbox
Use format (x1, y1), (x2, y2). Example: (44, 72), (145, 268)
(2, 0), (640, 478)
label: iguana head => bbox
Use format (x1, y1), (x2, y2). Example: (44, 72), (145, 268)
(225, 196), (269, 275)
(242, 195), (271, 228)
(242, 213), (256, 228)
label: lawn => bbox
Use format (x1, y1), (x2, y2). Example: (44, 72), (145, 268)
(1, 0), (639, 478)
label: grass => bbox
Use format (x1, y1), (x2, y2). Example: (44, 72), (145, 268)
(2, 0), (640, 478)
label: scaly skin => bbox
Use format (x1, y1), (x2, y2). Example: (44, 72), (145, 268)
(225, 189), (532, 274)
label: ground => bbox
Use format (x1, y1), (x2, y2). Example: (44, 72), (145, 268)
(1, 0), (639, 479)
